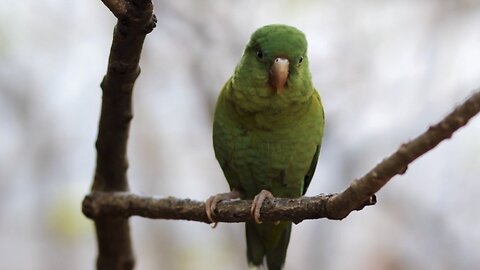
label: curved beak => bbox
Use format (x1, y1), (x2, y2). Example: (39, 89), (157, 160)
(269, 57), (289, 93)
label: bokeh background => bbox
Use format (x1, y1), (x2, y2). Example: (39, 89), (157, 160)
(1, 0), (480, 269)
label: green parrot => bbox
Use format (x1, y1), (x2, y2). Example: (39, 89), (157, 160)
(206, 24), (325, 270)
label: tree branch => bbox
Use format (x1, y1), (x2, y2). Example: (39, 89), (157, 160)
(326, 90), (480, 219)
(83, 192), (374, 224)
(90, 1), (156, 270)
(83, 90), (480, 223)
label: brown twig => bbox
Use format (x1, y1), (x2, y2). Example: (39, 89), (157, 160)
(90, 1), (156, 270)
(83, 90), (480, 224)
(82, 192), (359, 224)
(326, 90), (480, 219)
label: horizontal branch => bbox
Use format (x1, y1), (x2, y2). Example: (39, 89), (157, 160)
(82, 192), (375, 223)
(83, 90), (480, 224)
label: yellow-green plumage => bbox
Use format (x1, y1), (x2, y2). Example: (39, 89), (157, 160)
(213, 24), (324, 270)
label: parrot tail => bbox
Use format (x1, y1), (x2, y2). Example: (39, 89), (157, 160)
(246, 221), (292, 270)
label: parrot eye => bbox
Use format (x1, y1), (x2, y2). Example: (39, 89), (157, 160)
(298, 56), (303, 64)
(256, 49), (263, 59)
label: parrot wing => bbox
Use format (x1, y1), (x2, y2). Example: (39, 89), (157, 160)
(302, 93), (324, 195)
(302, 144), (320, 195)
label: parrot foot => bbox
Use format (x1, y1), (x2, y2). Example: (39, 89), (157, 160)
(205, 189), (242, 228)
(251, 189), (276, 224)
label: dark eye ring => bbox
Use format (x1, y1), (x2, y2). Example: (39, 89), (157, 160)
(256, 49), (263, 59)
(298, 56), (303, 64)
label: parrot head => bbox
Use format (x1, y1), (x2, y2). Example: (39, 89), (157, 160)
(231, 24), (314, 111)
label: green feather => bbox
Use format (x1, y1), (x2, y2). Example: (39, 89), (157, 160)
(247, 222), (291, 270)
(213, 24), (325, 269)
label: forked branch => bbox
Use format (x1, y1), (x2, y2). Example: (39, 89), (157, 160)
(83, 90), (480, 223)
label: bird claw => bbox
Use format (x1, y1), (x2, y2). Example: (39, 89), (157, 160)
(205, 190), (242, 228)
(251, 189), (275, 224)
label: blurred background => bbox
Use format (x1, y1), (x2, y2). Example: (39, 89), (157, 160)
(1, 0), (480, 269)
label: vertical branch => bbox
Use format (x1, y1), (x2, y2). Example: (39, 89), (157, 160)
(89, 1), (156, 269)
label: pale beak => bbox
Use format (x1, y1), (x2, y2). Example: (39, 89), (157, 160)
(269, 57), (289, 93)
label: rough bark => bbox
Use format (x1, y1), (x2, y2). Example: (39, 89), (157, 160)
(90, 1), (156, 269)
(83, 90), (480, 224)
(326, 90), (480, 219)
(83, 192), (354, 224)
